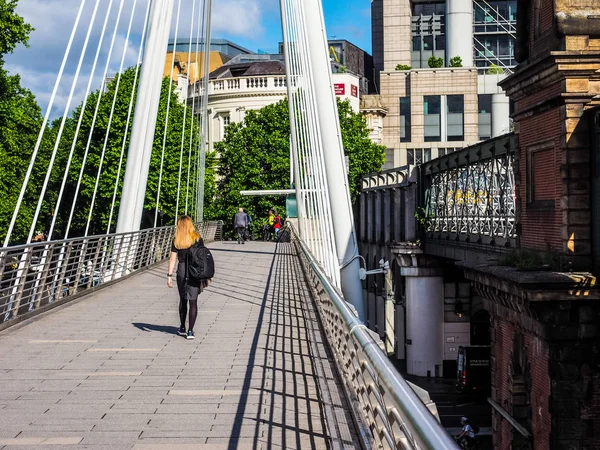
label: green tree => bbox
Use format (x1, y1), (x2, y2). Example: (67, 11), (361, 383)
(395, 64), (412, 71)
(0, 0), (47, 245)
(49, 68), (208, 237)
(211, 98), (385, 234)
(449, 56), (463, 67)
(488, 64), (504, 75)
(428, 56), (444, 68)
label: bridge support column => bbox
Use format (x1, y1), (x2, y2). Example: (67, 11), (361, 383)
(491, 92), (510, 137)
(301, 0), (366, 321)
(116, 0), (174, 233)
(393, 244), (444, 377)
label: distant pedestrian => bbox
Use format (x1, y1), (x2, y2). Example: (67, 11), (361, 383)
(233, 207), (249, 244)
(267, 210), (275, 241)
(167, 216), (209, 340)
(244, 209), (253, 241)
(273, 212), (282, 240)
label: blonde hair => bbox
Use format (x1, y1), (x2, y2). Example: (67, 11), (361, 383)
(173, 216), (200, 250)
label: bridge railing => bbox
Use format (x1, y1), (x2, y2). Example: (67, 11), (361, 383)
(421, 133), (517, 248)
(290, 224), (458, 449)
(0, 221), (223, 329)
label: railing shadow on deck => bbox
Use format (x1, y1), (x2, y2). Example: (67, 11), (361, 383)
(288, 223), (459, 450)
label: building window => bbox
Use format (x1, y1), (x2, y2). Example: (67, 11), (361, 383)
(218, 113), (231, 141)
(407, 149), (430, 165)
(526, 141), (555, 209)
(435, 35), (445, 50)
(412, 36), (421, 51)
(447, 95), (464, 141)
(400, 97), (411, 143)
(478, 94), (492, 140)
(385, 148), (395, 169)
(423, 35), (433, 51)
(424, 95), (441, 142)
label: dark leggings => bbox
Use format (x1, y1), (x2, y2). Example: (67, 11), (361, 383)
(179, 298), (198, 331)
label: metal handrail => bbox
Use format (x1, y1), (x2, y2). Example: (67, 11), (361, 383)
(289, 223), (458, 449)
(0, 221), (223, 328)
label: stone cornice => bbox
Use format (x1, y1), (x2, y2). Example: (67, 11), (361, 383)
(500, 51), (600, 100)
(458, 261), (600, 337)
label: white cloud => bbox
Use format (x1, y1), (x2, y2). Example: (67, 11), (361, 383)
(5, 0), (266, 116)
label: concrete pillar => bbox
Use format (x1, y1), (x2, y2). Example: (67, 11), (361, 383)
(491, 92), (511, 137)
(395, 303), (406, 359)
(405, 271), (444, 377)
(446, 0), (473, 67)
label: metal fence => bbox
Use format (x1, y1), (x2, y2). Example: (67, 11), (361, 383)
(421, 133), (517, 247)
(290, 224), (458, 449)
(0, 221), (223, 328)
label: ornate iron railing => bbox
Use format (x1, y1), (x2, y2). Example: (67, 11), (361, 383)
(421, 133), (517, 247)
(0, 221), (223, 329)
(289, 223), (458, 449)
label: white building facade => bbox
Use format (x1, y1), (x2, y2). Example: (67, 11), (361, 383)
(189, 59), (361, 153)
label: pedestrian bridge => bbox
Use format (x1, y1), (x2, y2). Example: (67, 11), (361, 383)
(0, 230), (455, 450)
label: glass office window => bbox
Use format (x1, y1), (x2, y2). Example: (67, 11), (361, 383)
(424, 95), (441, 142)
(400, 97), (411, 143)
(435, 35), (445, 50)
(423, 35), (433, 50)
(407, 149), (415, 165)
(478, 94), (492, 140)
(447, 95), (464, 141)
(413, 36), (421, 51)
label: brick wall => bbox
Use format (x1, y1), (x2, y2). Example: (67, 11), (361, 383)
(492, 317), (552, 449)
(583, 377), (600, 450)
(529, 0), (561, 58)
(526, 335), (551, 450)
(517, 106), (563, 251)
(491, 316), (514, 450)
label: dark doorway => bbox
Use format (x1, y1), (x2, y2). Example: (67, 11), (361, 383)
(471, 309), (491, 345)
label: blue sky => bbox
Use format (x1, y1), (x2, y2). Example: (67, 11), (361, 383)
(5, 0), (372, 115)
(239, 0), (373, 54)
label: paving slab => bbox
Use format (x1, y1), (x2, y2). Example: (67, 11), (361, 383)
(0, 241), (358, 449)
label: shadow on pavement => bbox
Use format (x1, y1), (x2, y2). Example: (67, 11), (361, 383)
(132, 322), (180, 335)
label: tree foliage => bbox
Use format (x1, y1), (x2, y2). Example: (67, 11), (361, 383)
(0, 0), (46, 244)
(428, 56), (444, 68)
(488, 64), (504, 75)
(48, 68), (205, 237)
(449, 56), (463, 67)
(0, 63), (208, 243)
(211, 98), (385, 235)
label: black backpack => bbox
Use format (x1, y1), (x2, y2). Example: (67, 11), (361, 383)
(186, 241), (215, 281)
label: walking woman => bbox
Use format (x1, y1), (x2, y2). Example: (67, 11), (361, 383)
(167, 216), (207, 340)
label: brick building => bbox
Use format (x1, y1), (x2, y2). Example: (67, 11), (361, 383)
(358, 1), (600, 448)
(468, 1), (600, 448)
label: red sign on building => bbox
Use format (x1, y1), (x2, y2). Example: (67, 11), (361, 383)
(351, 85), (358, 97)
(334, 83), (345, 95)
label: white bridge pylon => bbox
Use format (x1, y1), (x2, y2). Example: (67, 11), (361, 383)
(121, 0), (364, 319)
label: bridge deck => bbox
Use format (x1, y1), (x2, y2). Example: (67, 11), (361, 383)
(0, 242), (357, 450)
